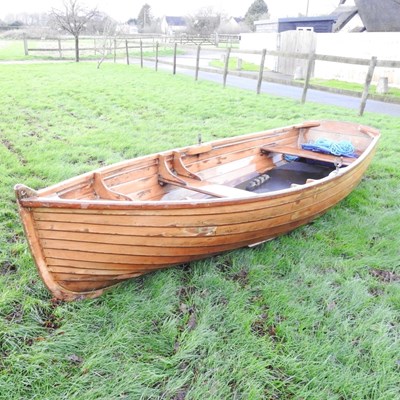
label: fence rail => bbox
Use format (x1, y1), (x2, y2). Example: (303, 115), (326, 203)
(22, 35), (400, 116)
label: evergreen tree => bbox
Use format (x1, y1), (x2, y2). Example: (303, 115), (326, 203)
(244, 0), (268, 31)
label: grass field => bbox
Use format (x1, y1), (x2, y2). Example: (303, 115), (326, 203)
(0, 39), (176, 62)
(0, 62), (399, 400)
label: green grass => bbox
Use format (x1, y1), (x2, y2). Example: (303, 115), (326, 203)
(0, 39), (176, 62)
(310, 78), (400, 99)
(209, 57), (260, 72)
(0, 40), (35, 60)
(0, 62), (399, 400)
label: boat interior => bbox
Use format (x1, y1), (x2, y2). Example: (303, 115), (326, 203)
(36, 121), (376, 203)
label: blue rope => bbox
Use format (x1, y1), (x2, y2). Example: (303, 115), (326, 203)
(302, 138), (357, 158)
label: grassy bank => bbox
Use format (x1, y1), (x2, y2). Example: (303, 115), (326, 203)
(0, 62), (399, 400)
(209, 57), (260, 72)
(310, 78), (400, 100)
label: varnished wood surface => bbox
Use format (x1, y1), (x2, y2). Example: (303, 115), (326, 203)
(15, 120), (380, 300)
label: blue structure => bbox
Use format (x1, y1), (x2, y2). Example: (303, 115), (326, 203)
(278, 16), (337, 33)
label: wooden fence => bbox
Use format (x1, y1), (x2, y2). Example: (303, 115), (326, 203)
(23, 35), (400, 116)
(123, 43), (400, 116)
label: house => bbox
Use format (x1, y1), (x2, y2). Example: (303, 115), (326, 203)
(218, 17), (250, 34)
(254, 19), (278, 33)
(161, 16), (187, 35)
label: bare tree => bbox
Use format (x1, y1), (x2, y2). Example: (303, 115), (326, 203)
(51, 0), (98, 62)
(96, 16), (119, 69)
(186, 7), (221, 35)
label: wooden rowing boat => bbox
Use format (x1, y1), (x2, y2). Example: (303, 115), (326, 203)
(15, 120), (380, 300)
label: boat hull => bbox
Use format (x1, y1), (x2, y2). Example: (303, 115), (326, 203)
(16, 121), (380, 300)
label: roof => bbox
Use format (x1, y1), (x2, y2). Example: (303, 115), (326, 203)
(278, 16), (337, 23)
(233, 17), (244, 24)
(165, 16), (186, 26)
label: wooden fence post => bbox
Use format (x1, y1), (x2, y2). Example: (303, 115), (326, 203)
(173, 43), (177, 75)
(195, 45), (201, 81)
(23, 33), (28, 56)
(58, 39), (62, 59)
(301, 50), (316, 104)
(113, 39), (117, 63)
(155, 42), (159, 71)
(125, 40), (129, 65)
(359, 56), (378, 116)
(223, 47), (231, 88)
(140, 40), (143, 68)
(257, 49), (267, 94)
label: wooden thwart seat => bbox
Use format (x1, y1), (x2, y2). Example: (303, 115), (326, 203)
(158, 153), (256, 199)
(261, 144), (355, 166)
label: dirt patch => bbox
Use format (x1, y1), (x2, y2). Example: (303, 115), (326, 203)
(1, 261), (17, 275)
(370, 268), (400, 283)
(230, 269), (249, 287)
(5, 302), (23, 323)
(1, 138), (27, 165)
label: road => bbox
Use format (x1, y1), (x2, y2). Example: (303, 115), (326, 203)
(139, 53), (400, 117)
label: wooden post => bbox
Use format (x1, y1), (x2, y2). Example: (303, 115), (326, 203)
(257, 49), (266, 94)
(173, 42), (177, 75)
(58, 39), (62, 59)
(301, 50), (315, 104)
(155, 42), (159, 71)
(359, 56), (378, 116)
(23, 33), (28, 56)
(223, 47), (231, 88)
(125, 40), (129, 65)
(113, 39), (117, 63)
(140, 40), (143, 68)
(195, 45), (201, 81)
(94, 38), (97, 55)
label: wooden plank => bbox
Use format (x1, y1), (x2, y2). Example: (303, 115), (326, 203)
(43, 248), (207, 265)
(162, 176), (257, 199)
(261, 144), (354, 166)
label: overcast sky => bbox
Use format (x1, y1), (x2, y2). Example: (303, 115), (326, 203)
(1, 0), (342, 22)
